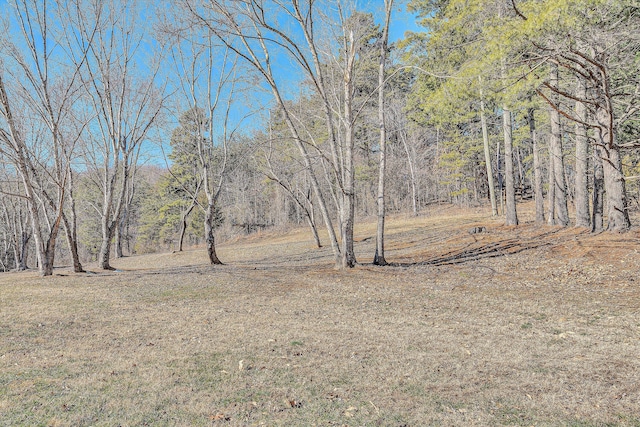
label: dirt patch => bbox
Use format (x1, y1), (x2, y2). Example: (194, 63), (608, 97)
(1, 207), (640, 426)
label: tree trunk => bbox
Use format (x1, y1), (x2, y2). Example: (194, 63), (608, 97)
(275, 89), (341, 266)
(549, 64), (570, 226)
(0, 76), (50, 275)
(64, 170), (84, 272)
(98, 220), (116, 270)
(98, 181), (117, 270)
(205, 201), (223, 265)
(340, 29), (357, 269)
(99, 158), (130, 270)
(98, 169), (116, 270)
(18, 231), (30, 271)
(115, 214), (125, 258)
(596, 108), (630, 231)
(374, 1), (392, 266)
(601, 146), (629, 231)
(502, 106), (518, 225)
(547, 140), (556, 225)
(303, 188), (322, 248)
(306, 214), (322, 249)
(574, 78), (590, 228)
(550, 118), (569, 226)
(592, 147), (604, 232)
(480, 91), (498, 217)
(373, 103), (387, 264)
(516, 147), (525, 199)
(178, 201), (196, 252)
(341, 123), (357, 268)
(495, 135), (504, 215)
(18, 154), (49, 275)
(529, 108), (545, 224)
(41, 210), (64, 277)
(62, 169), (85, 273)
(400, 131), (418, 216)
(62, 213), (84, 273)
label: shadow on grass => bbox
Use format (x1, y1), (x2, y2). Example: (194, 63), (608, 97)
(387, 228), (566, 267)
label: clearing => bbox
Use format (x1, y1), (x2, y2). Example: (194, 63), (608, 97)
(1, 205), (640, 426)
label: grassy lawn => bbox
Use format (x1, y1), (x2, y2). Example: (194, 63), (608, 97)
(2, 206), (640, 426)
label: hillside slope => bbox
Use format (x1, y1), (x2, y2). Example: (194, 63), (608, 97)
(1, 206), (639, 426)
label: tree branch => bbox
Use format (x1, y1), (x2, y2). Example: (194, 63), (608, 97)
(510, 0), (528, 20)
(536, 88), (596, 130)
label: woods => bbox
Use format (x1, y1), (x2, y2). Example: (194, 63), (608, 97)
(1, 0), (639, 275)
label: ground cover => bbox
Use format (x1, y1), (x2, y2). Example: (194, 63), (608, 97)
(1, 205), (639, 426)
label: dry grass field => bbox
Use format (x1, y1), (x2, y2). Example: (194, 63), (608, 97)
(2, 205), (640, 426)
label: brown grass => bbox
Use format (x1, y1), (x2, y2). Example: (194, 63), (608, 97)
(2, 204), (640, 426)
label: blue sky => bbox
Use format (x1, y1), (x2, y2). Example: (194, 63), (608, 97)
(0, 0), (424, 164)
(389, 3), (423, 41)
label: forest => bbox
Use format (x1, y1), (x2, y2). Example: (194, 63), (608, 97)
(1, 0), (639, 276)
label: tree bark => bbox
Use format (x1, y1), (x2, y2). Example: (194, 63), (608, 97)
(115, 214), (125, 259)
(597, 108), (630, 231)
(178, 200), (197, 252)
(341, 111), (357, 268)
(98, 222), (116, 270)
(480, 94), (498, 217)
(600, 146), (629, 231)
(502, 106), (518, 225)
(205, 201), (223, 265)
(592, 147), (604, 232)
(62, 213), (84, 273)
(98, 167), (124, 270)
(374, 0), (393, 266)
(549, 64), (570, 227)
(528, 108), (545, 224)
(98, 178), (117, 270)
(64, 170), (84, 272)
(574, 78), (590, 228)
(18, 231), (30, 271)
(0, 76), (50, 275)
(341, 31), (357, 269)
(547, 139), (556, 225)
(306, 215), (322, 249)
(550, 118), (569, 226)
(400, 130), (418, 216)
(42, 225), (61, 276)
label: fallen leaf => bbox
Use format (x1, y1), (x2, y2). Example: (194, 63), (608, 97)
(288, 399), (303, 408)
(344, 406), (358, 417)
(209, 413), (230, 421)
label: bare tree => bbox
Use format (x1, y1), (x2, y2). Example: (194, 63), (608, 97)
(373, 0), (394, 266)
(164, 10), (258, 264)
(0, 171), (32, 271)
(0, 0), (95, 275)
(259, 144), (323, 248)
(180, 0), (345, 266)
(69, 0), (165, 269)
(0, 76), (50, 273)
(256, 113), (323, 248)
(182, 0), (394, 268)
